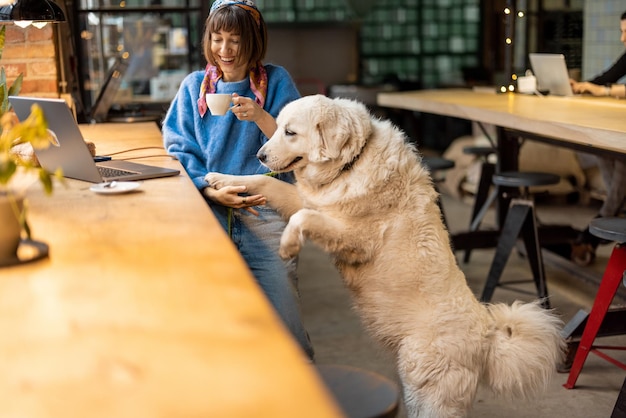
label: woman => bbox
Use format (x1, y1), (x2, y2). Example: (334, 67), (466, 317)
(162, 0), (314, 360)
(569, 10), (626, 98)
(569, 10), (626, 265)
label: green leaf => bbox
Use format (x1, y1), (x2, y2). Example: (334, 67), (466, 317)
(39, 169), (53, 195)
(0, 70), (6, 116)
(7, 73), (22, 99)
(0, 156), (17, 185)
(0, 26), (5, 61)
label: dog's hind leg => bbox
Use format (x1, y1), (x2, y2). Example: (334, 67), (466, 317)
(399, 376), (476, 418)
(397, 343), (479, 418)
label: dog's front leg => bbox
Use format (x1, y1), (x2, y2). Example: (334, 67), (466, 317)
(279, 209), (373, 264)
(205, 172), (302, 219)
(279, 209), (309, 259)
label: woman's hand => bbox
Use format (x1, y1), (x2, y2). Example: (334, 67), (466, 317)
(569, 79), (606, 96)
(231, 93), (262, 122)
(230, 93), (277, 137)
(204, 184), (266, 216)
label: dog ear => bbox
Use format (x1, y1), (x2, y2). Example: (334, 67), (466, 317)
(306, 96), (338, 162)
(315, 97), (372, 163)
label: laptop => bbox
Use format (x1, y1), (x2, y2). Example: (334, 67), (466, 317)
(528, 53), (574, 96)
(90, 55), (129, 123)
(9, 96), (180, 183)
(89, 54), (162, 123)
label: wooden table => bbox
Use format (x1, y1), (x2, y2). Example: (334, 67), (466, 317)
(0, 122), (342, 418)
(378, 89), (626, 157)
(378, 89), (626, 250)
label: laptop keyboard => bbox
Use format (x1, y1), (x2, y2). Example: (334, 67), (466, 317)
(98, 166), (138, 179)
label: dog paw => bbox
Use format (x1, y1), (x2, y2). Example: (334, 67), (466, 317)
(205, 172), (234, 189)
(279, 222), (303, 259)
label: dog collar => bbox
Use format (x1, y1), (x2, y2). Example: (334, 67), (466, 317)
(340, 134), (369, 174)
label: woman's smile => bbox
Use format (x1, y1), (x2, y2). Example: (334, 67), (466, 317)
(211, 30), (247, 81)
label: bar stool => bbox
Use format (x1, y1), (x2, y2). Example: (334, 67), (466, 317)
(611, 377), (626, 417)
(316, 364), (400, 418)
(564, 217), (626, 389)
(480, 171), (561, 309)
(462, 146), (497, 263)
(422, 156), (455, 228)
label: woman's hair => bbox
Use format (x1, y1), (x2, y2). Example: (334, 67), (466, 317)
(203, 5), (268, 70)
(622, 11), (626, 20)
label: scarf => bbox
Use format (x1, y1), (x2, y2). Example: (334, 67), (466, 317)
(198, 63), (268, 117)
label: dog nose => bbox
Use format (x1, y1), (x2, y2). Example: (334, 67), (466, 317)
(257, 151), (267, 163)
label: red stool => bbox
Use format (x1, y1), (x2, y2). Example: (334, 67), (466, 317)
(564, 217), (626, 389)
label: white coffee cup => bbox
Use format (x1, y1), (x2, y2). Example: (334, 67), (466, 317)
(517, 75), (537, 94)
(205, 93), (232, 115)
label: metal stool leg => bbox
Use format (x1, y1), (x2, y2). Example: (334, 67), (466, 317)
(519, 201), (550, 309)
(611, 377), (626, 418)
(564, 244), (626, 389)
(481, 202), (531, 303)
(464, 162), (495, 263)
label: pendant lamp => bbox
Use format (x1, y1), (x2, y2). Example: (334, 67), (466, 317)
(0, 0), (66, 28)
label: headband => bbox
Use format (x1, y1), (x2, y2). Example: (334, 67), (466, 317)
(210, 0), (261, 28)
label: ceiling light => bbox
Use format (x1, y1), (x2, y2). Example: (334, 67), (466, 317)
(0, 0), (66, 28)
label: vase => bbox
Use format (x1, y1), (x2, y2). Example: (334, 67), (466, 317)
(0, 192), (24, 262)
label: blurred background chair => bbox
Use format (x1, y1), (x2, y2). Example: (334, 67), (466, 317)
(480, 171), (561, 309)
(316, 364), (400, 418)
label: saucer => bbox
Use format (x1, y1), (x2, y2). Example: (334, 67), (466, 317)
(0, 239), (49, 268)
(90, 181), (141, 195)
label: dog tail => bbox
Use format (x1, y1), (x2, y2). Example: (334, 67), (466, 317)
(483, 300), (566, 399)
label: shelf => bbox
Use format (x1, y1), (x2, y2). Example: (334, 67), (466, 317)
(74, 3), (203, 122)
(76, 6), (202, 13)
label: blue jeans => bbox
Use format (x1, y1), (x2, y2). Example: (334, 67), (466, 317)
(211, 204), (314, 360)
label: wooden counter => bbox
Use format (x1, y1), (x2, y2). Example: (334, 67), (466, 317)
(378, 88), (626, 283)
(378, 89), (626, 156)
(0, 122), (342, 418)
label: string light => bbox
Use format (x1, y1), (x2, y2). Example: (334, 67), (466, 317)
(501, 4), (513, 93)
(500, 2), (526, 93)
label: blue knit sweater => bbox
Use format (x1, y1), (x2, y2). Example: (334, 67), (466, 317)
(162, 64), (300, 190)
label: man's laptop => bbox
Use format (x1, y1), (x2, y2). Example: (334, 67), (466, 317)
(9, 96), (180, 183)
(528, 53), (574, 96)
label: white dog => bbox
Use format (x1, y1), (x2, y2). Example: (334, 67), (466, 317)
(206, 95), (565, 418)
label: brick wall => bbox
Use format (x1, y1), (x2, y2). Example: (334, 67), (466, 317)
(1, 24), (59, 97)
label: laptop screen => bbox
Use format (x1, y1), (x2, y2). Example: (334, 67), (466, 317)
(90, 55), (130, 123)
(528, 53), (574, 96)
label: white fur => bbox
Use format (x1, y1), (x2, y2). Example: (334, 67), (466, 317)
(205, 95), (566, 418)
